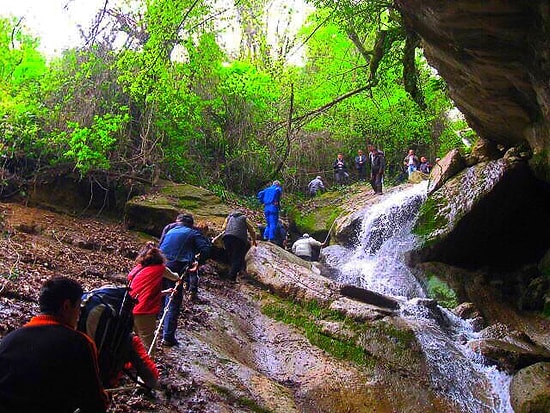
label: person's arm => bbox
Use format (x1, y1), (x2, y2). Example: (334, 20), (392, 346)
(163, 266), (179, 282)
(194, 233), (212, 264)
(245, 219), (257, 246)
(127, 335), (159, 389)
(221, 216), (229, 232)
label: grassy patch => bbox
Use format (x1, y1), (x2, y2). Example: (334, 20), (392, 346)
(412, 196), (448, 242)
(261, 295), (375, 367)
(425, 274), (458, 309)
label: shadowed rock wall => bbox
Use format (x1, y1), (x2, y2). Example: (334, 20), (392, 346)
(396, 1), (550, 181)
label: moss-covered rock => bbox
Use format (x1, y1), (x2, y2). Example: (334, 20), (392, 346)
(411, 157), (550, 269)
(125, 181), (231, 237)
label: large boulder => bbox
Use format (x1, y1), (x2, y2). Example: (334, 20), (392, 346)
(468, 323), (550, 373)
(510, 362), (550, 413)
(125, 181), (231, 237)
(412, 158), (550, 269)
(396, 1), (550, 183)
(427, 149), (465, 194)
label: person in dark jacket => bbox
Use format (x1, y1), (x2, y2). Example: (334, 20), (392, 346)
(257, 181), (283, 243)
(354, 149), (367, 181)
(159, 213), (211, 347)
(332, 153), (349, 185)
(0, 277), (109, 413)
(368, 144), (386, 194)
(221, 210), (257, 281)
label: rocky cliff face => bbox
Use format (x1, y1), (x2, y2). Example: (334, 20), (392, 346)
(396, 1), (550, 182)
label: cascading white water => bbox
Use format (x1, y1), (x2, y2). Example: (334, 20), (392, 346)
(323, 182), (513, 413)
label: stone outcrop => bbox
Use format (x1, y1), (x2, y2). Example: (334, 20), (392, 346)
(396, 1), (550, 183)
(125, 181), (231, 237)
(412, 158), (550, 269)
(509, 362), (550, 413)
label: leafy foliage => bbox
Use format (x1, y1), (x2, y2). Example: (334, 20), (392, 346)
(0, 1), (471, 197)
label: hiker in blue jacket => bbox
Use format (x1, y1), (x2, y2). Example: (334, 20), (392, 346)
(257, 180), (283, 243)
(159, 213), (211, 347)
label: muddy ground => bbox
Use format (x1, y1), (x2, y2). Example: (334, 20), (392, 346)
(0, 202), (383, 413)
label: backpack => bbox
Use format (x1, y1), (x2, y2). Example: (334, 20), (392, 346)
(77, 285), (136, 388)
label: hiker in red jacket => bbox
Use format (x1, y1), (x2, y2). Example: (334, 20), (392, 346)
(128, 242), (179, 353)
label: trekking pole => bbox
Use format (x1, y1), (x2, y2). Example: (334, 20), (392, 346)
(148, 264), (189, 355)
(211, 231), (225, 244)
(323, 214), (340, 245)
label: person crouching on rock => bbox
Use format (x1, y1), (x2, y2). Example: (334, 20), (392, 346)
(291, 233), (327, 262)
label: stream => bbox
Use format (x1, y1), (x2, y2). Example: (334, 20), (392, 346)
(322, 182), (513, 413)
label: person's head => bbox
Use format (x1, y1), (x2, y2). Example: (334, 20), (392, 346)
(358, 149), (363, 155)
(176, 213), (194, 227)
(39, 277), (83, 328)
(408, 149), (415, 155)
(367, 144), (376, 153)
(337, 153), (343, 160)
(136, 241), (165, 267)
(273, 180), (281, 187)
(420, 156), (427, 163)
(302, 233), (310, 238)
(316, 175), (322, 180)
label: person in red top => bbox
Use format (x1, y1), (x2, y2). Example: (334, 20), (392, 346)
(128, 242), (179, 354)
(0, 276), (109, 413)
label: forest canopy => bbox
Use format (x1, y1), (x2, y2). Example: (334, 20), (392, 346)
(0, 0), (472, 198)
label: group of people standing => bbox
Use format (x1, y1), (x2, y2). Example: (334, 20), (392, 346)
(323, 143), (386, 195)
(403, 148), (434, 177)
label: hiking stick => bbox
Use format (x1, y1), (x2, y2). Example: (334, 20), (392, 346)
(211, 231), (225, 244)
(148, 265), (189, 355)
(323, 215), (340, 245)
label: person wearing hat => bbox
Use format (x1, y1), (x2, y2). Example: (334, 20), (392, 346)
(307, 175), (325, 197)
(257, 180), (283, 243)
(291, 233), (327, 262)
(158, 213), (211, 346)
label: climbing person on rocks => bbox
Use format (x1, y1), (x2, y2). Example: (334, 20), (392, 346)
(159, 213), (211, 347)
(0, 276), (109, 413)
(257, 180), (283, 243)
(221, 210), (257, 281)
(355, 149), (368, 181)
(291, 233), (327, 262)
(368, 144), (385, 195)
(127, 242), (179, 353)
(307, 175), (326, 197)
(333, 153), (349, 185)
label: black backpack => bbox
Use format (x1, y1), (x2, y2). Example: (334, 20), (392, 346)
(78, 286), (136, 388)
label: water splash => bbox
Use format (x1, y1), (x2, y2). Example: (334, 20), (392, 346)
(323, 182), (512, 412)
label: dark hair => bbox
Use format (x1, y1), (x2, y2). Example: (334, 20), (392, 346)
(39, 277), (83, 314)
(176, 213), (194, 226)
(136, 242), (165, 267)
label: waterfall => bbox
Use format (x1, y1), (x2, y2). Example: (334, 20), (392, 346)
(323, 183), (513, 413)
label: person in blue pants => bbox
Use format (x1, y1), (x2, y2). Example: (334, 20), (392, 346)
(158, 213), (211, 347)
(257, 180), (283, 243)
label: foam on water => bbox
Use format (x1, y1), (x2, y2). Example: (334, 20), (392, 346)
(323, 182), (512, 412)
